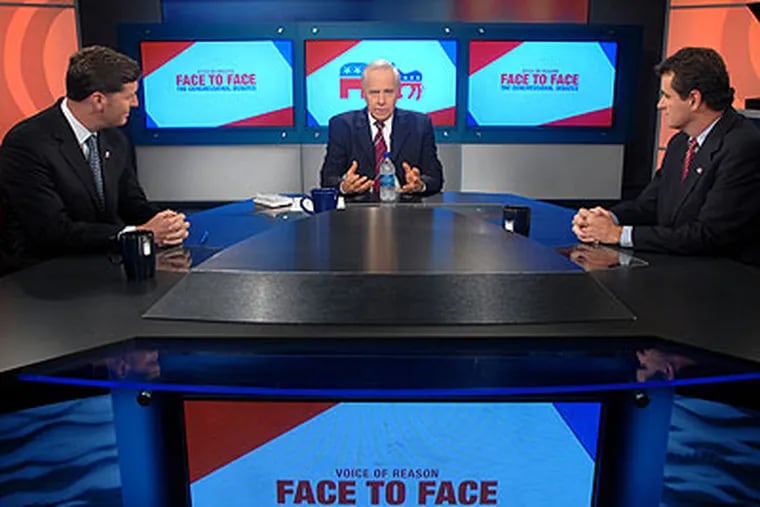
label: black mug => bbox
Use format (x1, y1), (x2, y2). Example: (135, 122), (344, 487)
(503, 205), (531, 236)
(119, 230), (156, 280)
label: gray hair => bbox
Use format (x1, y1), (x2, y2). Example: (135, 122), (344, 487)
(361, 59), (400, 88)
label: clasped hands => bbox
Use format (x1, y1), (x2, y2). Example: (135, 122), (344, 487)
(572, 206), (623, 245)
(339, 160), (424, 194)
(138, 209), (190, 247)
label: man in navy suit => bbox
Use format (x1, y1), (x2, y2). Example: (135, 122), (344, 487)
(320, 59), (443, 196)
(0, 46), (189, 268)
(572, 47), (760, 265)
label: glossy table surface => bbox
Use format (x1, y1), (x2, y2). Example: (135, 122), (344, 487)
(146, 204), (634, 326)
(1, 192), (759, 387)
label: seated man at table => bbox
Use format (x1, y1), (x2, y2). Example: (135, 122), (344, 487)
(320, 59), (443, 197)
(572, 47), (760, 265)
(0, 46), (189, 269)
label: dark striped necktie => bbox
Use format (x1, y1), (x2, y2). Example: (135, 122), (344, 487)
(373, 120), (387, 193)
(85, 135), (105, 208)
(681, 138), (698, 182)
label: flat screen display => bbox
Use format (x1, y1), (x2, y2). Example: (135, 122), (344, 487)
(184, 400), (601, 506)
(305, 39), (458, 127)
(139, 40), (294, 128)
(468, 41), (618, 127)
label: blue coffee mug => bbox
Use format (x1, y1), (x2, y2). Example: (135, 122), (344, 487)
(300, 188), (338, 214)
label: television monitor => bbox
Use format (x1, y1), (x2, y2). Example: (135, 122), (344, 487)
(305, 39), (458, 128)
(184, 400), (601, 506)
(467, 40), (618, 128)
(139, 40), (294, 129)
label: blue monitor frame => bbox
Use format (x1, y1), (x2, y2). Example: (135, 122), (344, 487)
(119, 23), (304, 145)
(298, 22), (461, 145)
(118, 22), (641, 146)
(459, 23), (641, 144)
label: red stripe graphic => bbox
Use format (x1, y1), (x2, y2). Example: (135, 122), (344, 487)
(185, 400), (337, 483)
(426, 106), (456, 127)
(542, 107), (613, 127)
(141, 41), (194, 78)
(469, 41), (522, 75)
(223, 106), (294, 127)
(305, 40), (361, 76)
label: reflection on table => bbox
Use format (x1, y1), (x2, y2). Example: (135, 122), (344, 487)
(19, 337), (760, 396)
(179, 193), (646, 273)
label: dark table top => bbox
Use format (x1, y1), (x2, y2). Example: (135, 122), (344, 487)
(1, 192), (758, 378)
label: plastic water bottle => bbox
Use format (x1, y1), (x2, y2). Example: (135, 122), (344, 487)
(378, 152), (398, 202)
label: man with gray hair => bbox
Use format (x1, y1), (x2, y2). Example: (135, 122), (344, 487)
(320, 59), (443, 197)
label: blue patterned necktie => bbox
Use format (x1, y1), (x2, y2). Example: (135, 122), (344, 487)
(85, 135), (105, 208)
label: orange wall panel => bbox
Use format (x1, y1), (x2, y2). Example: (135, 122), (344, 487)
(666, 7), (760, 109)
(657, 110), (675, 156)
(657, 4), (760, 150)
(0, 5), (78, 140)
(670, 0), (748, 5)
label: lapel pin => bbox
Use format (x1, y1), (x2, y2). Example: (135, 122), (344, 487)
(696, 167), (703, 175)
(104, 150), (111, 159)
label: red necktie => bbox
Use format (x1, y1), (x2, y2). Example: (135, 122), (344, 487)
(681, 138), (698, 182)
(373, 120), (387, 193)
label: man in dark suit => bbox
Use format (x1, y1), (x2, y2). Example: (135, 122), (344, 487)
(572, 47), (760, 265)
(0, 46), (189, 269)
(320, 59), (443, 196)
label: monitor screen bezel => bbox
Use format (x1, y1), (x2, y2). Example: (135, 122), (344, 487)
(120, 23), (302, 145)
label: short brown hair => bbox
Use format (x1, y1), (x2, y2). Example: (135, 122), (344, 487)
(655, 47), (734, 112)
(66, 45), (140, 101)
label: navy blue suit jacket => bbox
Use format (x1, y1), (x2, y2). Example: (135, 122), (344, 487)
(611, 108), (760, 265)
(320, 108), (443, 196)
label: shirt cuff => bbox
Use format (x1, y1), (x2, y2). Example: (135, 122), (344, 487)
(118, 225), (137, 238)
(620, 226), (634, 248)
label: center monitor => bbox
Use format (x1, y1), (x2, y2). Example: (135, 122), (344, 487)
(305, 39), (458, 128)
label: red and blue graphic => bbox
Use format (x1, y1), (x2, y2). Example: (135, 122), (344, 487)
(185, 401), (600, 506)
(139, 40), (294, 128)
(338, 62), (365, 99)
(339, 63), (424, 100)
(306, 40), (457, 127)
(468, 41), (618, 127)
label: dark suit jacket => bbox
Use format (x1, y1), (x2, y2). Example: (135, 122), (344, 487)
(611, 108), (760, 265)
(0, 99), (159, 263)
(320, 108), (443, 196)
